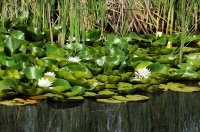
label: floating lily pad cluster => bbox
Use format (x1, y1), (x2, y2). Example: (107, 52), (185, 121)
(0, 25), (200, 105)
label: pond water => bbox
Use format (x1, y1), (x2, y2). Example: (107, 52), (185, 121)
(1, 91), (200, 132)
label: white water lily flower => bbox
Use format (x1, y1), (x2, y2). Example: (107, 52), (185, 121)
(67, 36), (76, 41)
(44, 72), (55, 77)
(49, 87), (54, 90)
(114, 38), (120, 43)
(134, 68), (151, 79)
(156, 31), (163, 38)
(38, 78), (53, 87)
(68, 56), (81, 63)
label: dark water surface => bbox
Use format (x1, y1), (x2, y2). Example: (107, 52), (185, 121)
(1, 91), (200, 132)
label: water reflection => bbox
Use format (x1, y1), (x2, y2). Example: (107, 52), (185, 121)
(0, 91), (200, 132)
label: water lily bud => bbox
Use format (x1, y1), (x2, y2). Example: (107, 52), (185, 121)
(156, 31), (163, 38)
(166, 41), (172, 49)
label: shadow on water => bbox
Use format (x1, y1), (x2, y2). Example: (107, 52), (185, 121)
(1, 91), (200, 132)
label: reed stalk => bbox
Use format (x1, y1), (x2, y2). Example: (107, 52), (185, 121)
(60, 0), (69, 46)
(1, 0), (6, 27)
(0, 0), (200, 40)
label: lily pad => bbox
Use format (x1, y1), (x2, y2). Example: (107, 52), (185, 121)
(4, 37), (21, 54)
(112, 94), (149, 101)
(61, 64), (92, 79)
(97, 98), (126, 103)
(22, 67), (42, 79)
(118, 82), (137, 94)
(88, 81), (105, 92)
(97, 90), (116, 98)
(170, 86), (200, 92)
(96, 75), (121, 84)
(83, 92), (97, 97)
(26, 27), (44, 41)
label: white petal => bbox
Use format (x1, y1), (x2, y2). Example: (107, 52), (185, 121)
(156, 31), (163, 38)
(38, 78), (53, 87)
(134, 67), (151, 80)
(68, 56), (81, 63)
(44, 72), (55, 77)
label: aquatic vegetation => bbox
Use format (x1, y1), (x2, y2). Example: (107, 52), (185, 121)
(44, 72), (56, 77)
(134, 68), (151, 80)
(0, 26), (199, 105)
(38, 78), (53, 88)
(67, 56), (81, 63)
(156, 31), (163, 38)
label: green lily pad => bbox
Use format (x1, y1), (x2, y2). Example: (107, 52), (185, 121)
(65, 96), (84, 102)
(135, 84), (164, 92)
(147, 47), (174, 55)
(49, 94), (84, 102)
(120, 72), (133, 81)
(97, 98), (126, 103)
(151, 36), (167, 46)
(0, 27), (7, 34)
(26, 27), (44, 41)
(62, 86), (85, 97)
(88, 81), (105, 92)
(83, 92), (97, 97)
(128, 32), (156, 42)
(51, 86), (71, 94)
(23, 67), (42, 79)
(27, 46), (45, 57)
(71, 86), (85, 95)
(112, 94), (149, 101)
(54, 79), (71, 87)
(0, 78), (17, 90)
(170, 86), (200, 92)
(64, 43), (85, 52)
(158, 54), (179, 65)
(118, 82), (137, 94)
(147, 62), (169, 74)
(10, 30), (25, 40)
(4, 68), (21, 79)
(96, 75), (121, 84)
(0, 90), (16, 98)
(45, 43), (65, 56)
(62, 64), (92, 78)
(96, 55), (125, 67)
(167, 33), (181, 45)
(159, 82), (185, 91)
(97, 90), (116, 98)
(4, 37), (21, 54)
(105, 84), (117, 89)
(1, 57), (17, 68)
(46, 54), (67, 61)
(76, 47), (102, 60)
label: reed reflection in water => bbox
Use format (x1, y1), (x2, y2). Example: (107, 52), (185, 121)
(0, 91), (200, 132)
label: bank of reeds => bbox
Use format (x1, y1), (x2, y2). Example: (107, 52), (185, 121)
(0, 0), (199, 40)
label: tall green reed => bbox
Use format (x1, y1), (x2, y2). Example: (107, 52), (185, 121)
(1, 0), (6, 27)
(179, 0), (196, 63)
(60, 0), (69, 46)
